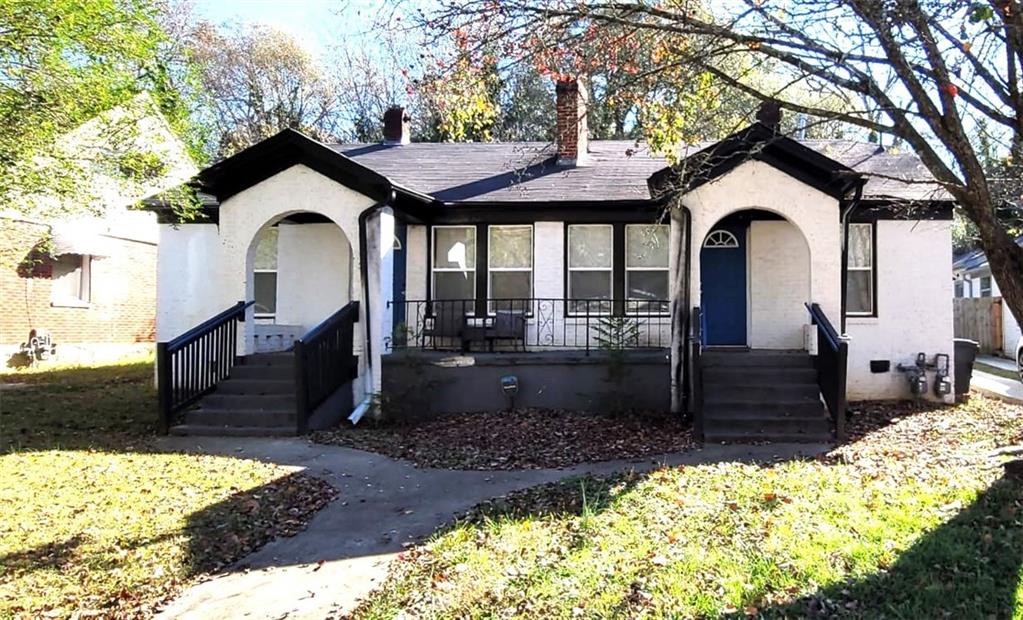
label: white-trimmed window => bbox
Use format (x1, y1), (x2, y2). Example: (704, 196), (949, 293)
(568, 224), (613, 314)
(625, 224), (669, 313)
(980, 275), (993, 298)
(50, 254), (91, 307)
(253, 227), (278, 317)
(846, 223), (874, 316)
(488, 225), (532, 312)
(432, 225), (476, 303)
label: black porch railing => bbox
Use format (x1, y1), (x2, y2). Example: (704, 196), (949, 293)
(387, 298), (671, 354)
(156, 301), (253, 433)
(294, 301), (360, 433)
(806, 302), (848, 440)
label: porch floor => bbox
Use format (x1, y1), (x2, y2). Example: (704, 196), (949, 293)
(384, 348), (668, 367)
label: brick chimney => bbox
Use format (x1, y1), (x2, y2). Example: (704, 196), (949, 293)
(756, 99), (782, 131)
(555, 78), (589, 166)
(382, 106), (410, 145)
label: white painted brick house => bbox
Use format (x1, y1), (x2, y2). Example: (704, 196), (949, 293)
(145, 81), (956, 443)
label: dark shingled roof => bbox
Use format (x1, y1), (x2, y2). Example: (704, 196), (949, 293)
(331, 138), (950, 204)
(953, 234), (1023, 271)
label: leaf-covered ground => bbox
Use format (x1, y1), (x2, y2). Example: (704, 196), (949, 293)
(312, 409), (694, 469)
(351, 396), (1023, 619)
(0, 359), (337, 619)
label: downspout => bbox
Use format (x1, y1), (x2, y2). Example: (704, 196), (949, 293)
(681, 204), (693, 416)
(839, 183), (864, 334)
(349, 189), (396, 423)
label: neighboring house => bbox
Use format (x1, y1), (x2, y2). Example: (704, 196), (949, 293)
(0, 94), (197, 366)
(146, 79), (955, 443)
(952, 235), (1023, 359)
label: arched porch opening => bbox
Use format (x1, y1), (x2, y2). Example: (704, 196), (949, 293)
(244, 211), (354, 353)
(699, 209), (811, 350)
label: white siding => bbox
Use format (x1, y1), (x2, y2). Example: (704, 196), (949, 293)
(155, 223), (220, 342)
(276, 223), (351, 329)
(533, 222), (564, 299)
(405, 224), (428, 301)
(846, 219), (954, 402)
(748, 220), (810, 349)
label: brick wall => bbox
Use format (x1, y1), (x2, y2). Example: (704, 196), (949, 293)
(0, 219), (156, 346)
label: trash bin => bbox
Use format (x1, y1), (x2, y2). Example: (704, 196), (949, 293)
(953, 338), (980, 399)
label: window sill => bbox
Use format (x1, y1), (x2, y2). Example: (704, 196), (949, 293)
(846, 316), (879, 326)
(51, 299), (90, 309)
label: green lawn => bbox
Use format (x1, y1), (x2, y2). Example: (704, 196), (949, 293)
(0, 358), (336, 619)
(353, 397), (1023, 619)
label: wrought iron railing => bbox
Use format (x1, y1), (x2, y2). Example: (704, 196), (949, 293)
(387, 298), (671, 354)
(156, 301), (253, 433)
(806, 302), (848, 440)
(294, 301), (360, 433)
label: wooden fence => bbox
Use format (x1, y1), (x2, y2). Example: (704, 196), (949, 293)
(953, 297), (1003, 354)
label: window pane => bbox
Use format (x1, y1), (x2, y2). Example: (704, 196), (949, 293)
(627, 270), (668, 301)
(490, 226), (532, 269)
(846, 270), (872, 314)
(254, 272), (278, 314)
(490, 271), (531, 300)
(51, 254), (83, 301)
(434, 271), (475, 300)
(434, 227), (476, 269)
(627, 225), (669, 268)
(254, 227), (278, 270)
(569, 225), (612, 268)
(569, 270), (611, 300)
(848, 224), (871, 269)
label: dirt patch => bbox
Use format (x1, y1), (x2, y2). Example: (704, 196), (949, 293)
(312, 409), (694, 470)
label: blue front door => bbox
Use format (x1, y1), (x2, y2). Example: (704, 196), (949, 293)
(700, 224), (747, 346)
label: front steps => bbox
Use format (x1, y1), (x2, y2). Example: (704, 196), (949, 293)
(701, 350), (832, 443)
(169, 353), (298, 437)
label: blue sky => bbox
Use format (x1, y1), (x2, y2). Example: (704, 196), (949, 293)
(191, 0), (382, 55)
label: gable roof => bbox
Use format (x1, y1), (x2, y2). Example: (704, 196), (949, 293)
(648, 123), (862, 200)
(332, 130), (949, 205)
(953, 234), (1023, 271)
(195, 128), (396, 202)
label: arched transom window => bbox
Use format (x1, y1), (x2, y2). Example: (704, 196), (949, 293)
(704, 229), (739, 249)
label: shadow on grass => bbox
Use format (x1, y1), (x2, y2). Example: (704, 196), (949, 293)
(754, 472), (1023, 619)
(1, 360), (156, 452)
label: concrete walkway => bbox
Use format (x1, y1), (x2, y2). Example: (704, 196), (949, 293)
(977, 354), (1018, 373)
(972, 369), (1023, 404)
(152, 437), (828, 620)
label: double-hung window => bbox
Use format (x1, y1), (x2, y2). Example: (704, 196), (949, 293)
(846, 223), (875, 316)
(488, 225), (532, 312)
(253, 227), (278, 318)
(980, 275), (993, 298)
(625, 224), (669, 313)
(432, 226), (476, 306)
(567, 224), (613, 314)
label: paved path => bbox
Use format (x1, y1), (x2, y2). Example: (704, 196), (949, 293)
(977, 354), (1017, 373)
(972, 368), (1023, 404)
(153, 437), (828, 620)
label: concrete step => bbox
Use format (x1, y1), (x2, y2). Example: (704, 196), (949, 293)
(230, 364), (294, 381)
(215, 379), (295, 395)
(169, 424), (297, 437)
(703, 383), (820, 402)
(703, 366), (817, 385)
(241, 353), (295, 367)
(185, 409), (297, 427)
(704, 416), (831, 436)
(704, 401), (827, 419)
(703, 351), (813, 369)
(703, 431), (832, 444)
(199, 393), (295, 411)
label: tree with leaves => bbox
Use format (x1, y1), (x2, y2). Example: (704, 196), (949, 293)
(414, 0), (1023, 326)
(0, 0), (203, 217)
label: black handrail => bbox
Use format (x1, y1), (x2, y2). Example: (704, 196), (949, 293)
(294, 301), (360, 434)
(688, 306), (704, 440)
(156, 301), (254, 433)
(805, 302), (848, 440)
